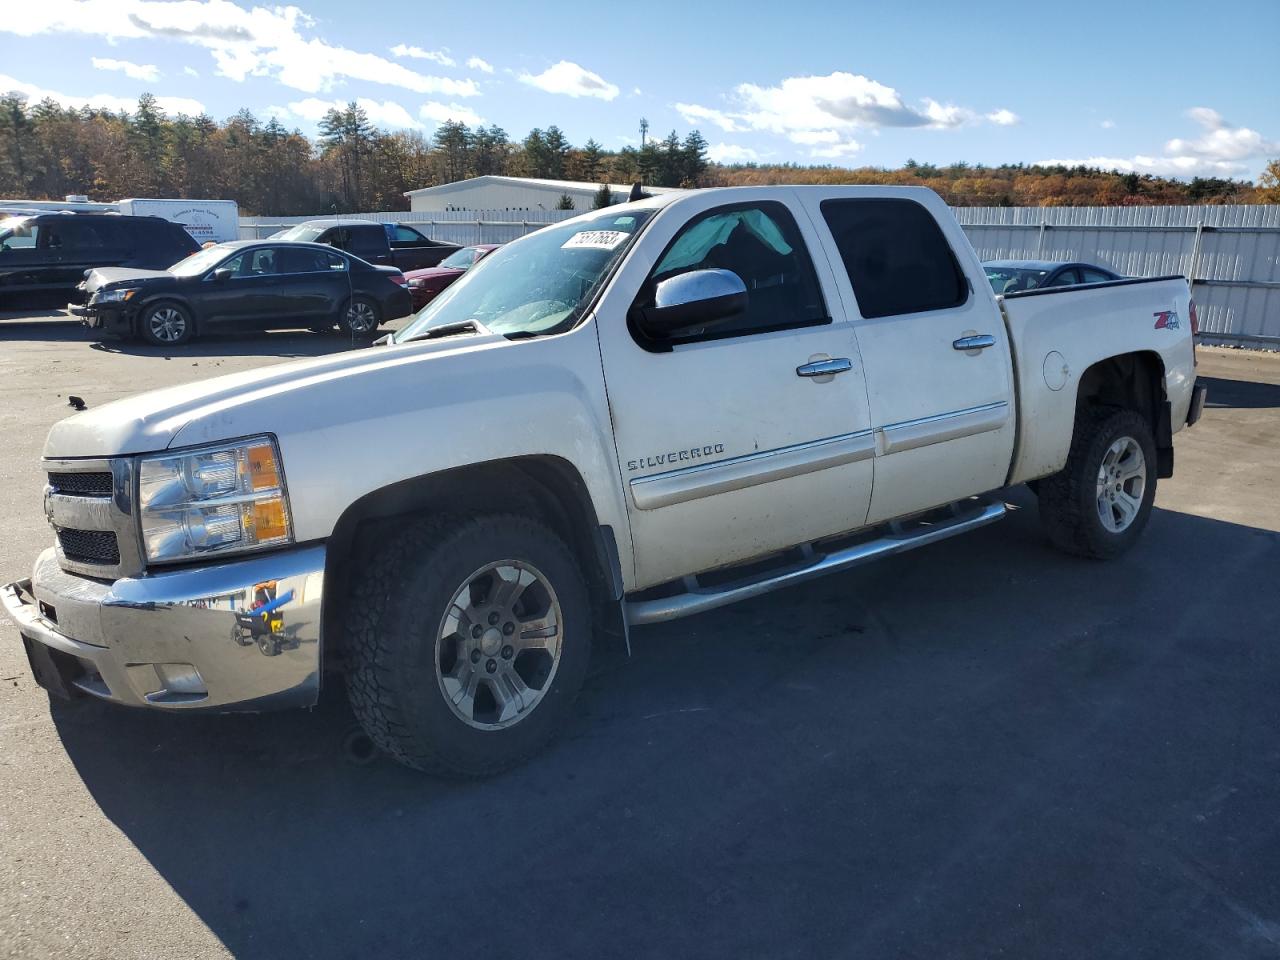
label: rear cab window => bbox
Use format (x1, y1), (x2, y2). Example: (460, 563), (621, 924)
(820, 198), (968, 319)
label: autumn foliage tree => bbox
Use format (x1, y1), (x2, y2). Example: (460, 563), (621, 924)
(0, 92), (1269, 214)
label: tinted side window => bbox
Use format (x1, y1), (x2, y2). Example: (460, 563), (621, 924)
(46, 220), (106, 251)
(820, 199), (967, 319)
(348, 226), (385, 252)
(1045, 268), (1080, 287)
(1080, 267), (1114, 284)
(391, 225), (425, 243)
(222, 248), (280, 276)
(636, 201), (827, 345)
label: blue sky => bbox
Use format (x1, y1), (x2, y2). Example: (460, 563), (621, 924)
(2, 0), (1278, 179)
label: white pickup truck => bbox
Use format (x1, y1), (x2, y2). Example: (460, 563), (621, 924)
(3, 186), (1205, 776)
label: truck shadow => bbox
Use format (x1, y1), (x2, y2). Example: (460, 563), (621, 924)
(47, 494), (1280, 959)
(1200, 375), (1280, 410)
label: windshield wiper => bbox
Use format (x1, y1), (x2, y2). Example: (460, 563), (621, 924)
(396, 319), (493, 344)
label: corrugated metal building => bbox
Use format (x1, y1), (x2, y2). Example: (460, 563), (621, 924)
(404, 176), (685, 213)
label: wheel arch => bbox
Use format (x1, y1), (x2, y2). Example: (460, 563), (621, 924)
(1074, 350), (1172, 478)
(320, 455), (626, 669)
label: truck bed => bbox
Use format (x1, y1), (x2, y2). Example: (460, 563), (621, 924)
(999, 275), (1198, 485)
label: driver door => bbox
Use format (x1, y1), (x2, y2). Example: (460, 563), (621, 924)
(595, 195), (875, 590)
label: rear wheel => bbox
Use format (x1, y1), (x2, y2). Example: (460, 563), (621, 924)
(139, 301), (194, 346)
(344, 514), (592, 777)
(1039, 408), (1156, 559)
(339, 296), (380, 338)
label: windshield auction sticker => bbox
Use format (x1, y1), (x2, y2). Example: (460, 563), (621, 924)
(561, 230), (629, 250)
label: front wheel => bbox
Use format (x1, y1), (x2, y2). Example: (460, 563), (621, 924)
(1039, 408), (1157, 559)
(339, 296), (380, 338)
(344, 514), (592, 777)
(139, 301), (194, 346)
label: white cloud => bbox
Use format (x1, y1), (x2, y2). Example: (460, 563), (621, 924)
(519, 60), (618, 100)
(466, 56), (494, 74)
(0, 73), (203, 115)
(810, 140), (863, 160)
(285, 96), (422, 130)
(675, 102), (743, 132)
(789, 129), (840, 145)
(677, 71), (1011, 156)
(707, 142), (760, 164)
(183, 65), (200, 77)
(1, 1), (479, 97)
(1037, 106), (1278, 178)
(91, 57), (160, 82)
(1166, 106), (1275, 162)
(1100, 119), (1115, 129)
(391, 44), (454, 67)
(419, 101), (485, 126)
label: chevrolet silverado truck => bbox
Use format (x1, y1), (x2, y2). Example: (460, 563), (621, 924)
(2, 187), (1206, 777)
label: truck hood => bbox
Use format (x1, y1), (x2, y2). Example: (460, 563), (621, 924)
(84, 267), (172, 294)
(43, 331), (507, 458)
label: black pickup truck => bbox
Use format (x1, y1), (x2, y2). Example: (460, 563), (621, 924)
(273, 219), (460, 271)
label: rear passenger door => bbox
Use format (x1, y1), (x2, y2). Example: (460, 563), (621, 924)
(274, 247), (349, 322)
(800, 192), (1015, 525)
(596, 195), (875, 589)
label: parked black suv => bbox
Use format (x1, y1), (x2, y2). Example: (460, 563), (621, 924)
(0, 213), (198, 309)
(274, 219), (460, 271)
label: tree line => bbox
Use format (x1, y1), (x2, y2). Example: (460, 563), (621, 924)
(0, 93), (1274, 214)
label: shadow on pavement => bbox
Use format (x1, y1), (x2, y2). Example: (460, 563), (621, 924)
(1201, 375), (1280, 410)
(48, 494), (1280, 959)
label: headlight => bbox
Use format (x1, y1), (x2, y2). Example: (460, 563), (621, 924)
(138, 436), (292, 563)
(95, 287), (137, 303)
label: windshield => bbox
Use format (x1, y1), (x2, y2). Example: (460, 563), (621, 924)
(438, 247), (479, 270)
(396, 209), (655, 341)
(984, 266), (1051, 294)
(170, 245), (233, 277)
(276, 225), (326, 243)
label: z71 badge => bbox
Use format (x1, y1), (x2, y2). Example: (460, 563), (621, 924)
(1153, 309), (1180, 330)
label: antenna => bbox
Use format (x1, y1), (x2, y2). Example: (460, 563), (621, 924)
(639, 117), (649, 148)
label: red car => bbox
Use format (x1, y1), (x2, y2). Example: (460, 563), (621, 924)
(404, 243), (500, 310)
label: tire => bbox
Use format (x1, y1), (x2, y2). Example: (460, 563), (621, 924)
(344, 514), (593, 777)
(1039, 407), (1157, 559)
(139, 301), (194, 346)
(339, 296), (381, 338)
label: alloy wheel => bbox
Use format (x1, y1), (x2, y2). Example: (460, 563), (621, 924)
(148, 307), (187, 343)
(1096, 436), (1146, 533)
(435, 560), (564, 730)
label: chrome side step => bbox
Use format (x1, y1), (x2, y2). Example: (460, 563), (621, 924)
(624, 497), (1007, 626)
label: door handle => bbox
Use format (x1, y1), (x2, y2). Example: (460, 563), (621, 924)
(952, 334), (996, 351)
(796, 358), (853, 377)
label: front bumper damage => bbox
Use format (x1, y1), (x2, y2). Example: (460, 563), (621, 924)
(69, 300), (135, 337)
(2, 546), (325, 711)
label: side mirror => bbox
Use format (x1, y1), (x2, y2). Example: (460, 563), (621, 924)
(635, 268), (748, 339)
(212, 267), (233, 282)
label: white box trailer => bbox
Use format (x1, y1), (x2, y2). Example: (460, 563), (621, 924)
(115, 198), (239, 244)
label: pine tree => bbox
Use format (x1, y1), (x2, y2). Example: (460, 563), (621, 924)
(591, 183), (613, 209)
(555, 193), (575, 210)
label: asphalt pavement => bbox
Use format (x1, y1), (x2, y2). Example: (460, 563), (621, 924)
(2, 318), (1278, 960)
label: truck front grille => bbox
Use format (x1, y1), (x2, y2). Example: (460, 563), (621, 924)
(47, 471), (114, 497)
(56, 528), (121, 566)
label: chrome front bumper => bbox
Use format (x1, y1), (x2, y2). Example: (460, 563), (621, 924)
(2, 545), (325, 711)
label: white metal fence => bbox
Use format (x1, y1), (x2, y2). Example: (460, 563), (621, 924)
(954, 205), (1280, 348)
(240, 204), (1280, 348)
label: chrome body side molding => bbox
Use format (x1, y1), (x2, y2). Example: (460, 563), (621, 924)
(880, 401), (1009, 455)
(625, 497), (1007, 625)
(629, 430), (876, 511)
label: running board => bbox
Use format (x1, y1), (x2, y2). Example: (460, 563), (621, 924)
(624, 497), (1007, 626)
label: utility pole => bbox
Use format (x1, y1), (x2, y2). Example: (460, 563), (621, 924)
(639, 117), (649, 148)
